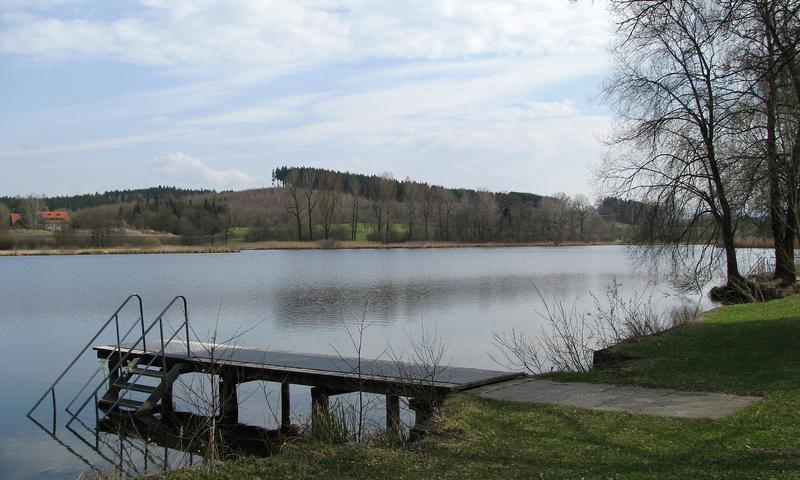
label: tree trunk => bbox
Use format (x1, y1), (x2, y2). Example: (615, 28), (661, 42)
(295, 215), (303, 241)
(764, 37), (795, 284)
(351, 198), (358, 241)
(307, 203), (314, 241)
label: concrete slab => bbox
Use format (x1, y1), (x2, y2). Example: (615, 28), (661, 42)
(468, 378), (761, 420)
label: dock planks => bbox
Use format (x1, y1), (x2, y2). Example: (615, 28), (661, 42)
(94, 341), (522, 396)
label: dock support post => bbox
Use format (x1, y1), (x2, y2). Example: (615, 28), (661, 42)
(161, 380), (175, 416)
(219, 374), (238, 425)
(106, 353), (121, 401)
(409, 396), (442, 427)
(386, 394), (401, 439)
(310, 387), (329, 435)
(280, 381), (291, 431)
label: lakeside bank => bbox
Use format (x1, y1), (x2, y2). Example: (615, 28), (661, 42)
(0, 245), (240, 256)
(0, 239), (627, 256)
(150, 294), (800, 480)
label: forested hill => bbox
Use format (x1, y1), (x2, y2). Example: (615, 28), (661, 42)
(272, 166), (544, 206)
(1, 166), (656, 246)
(0, 186), (211, 212)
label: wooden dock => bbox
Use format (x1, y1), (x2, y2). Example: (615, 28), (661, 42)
(94, 340), (521, 433)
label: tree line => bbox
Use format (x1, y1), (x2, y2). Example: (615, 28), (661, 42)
(1, 169), (652, 248)
(270, 166), (630, 244)
(0, 186), (210, 213)
(0, 193), (229, 247)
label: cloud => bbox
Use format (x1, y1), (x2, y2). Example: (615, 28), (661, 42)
(0, 1), (613, 196)
(0, 1), (611, 72)
(152, 152), (257, 189)
(0, 130), (189, 158)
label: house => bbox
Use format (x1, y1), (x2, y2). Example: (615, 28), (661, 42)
(9, 213), (21, 228)
(36, 211), (71, 231)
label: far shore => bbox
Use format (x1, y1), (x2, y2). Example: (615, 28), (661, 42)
(0, 245), (240, 256)
(0, 239), (629, 256)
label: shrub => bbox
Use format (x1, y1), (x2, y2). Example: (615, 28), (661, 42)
(0, 234), (15, 250)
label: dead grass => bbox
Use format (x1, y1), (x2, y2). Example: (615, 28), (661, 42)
(0, 245), (239, 256)
(733, 236), (800, 248)
(240, 240), (626, 250)
(0, 239), (627, 256)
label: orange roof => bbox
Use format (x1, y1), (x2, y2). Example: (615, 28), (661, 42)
(10, 213), (21, 226)
(36, 211), (71, 223)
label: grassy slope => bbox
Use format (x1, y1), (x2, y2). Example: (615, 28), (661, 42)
(160, 295), (800, 480)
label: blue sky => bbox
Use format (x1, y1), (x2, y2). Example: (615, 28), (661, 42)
(0, 0), (612, 197)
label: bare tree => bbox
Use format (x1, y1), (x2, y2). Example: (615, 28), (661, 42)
(318, 172), (342, 240)
(76, 206), (119, 247)
(730, 0), (800, 285)
(474, 189), (498, 243)
(350, 195), (361, 241)
(403, 178), (418, 241)
(301, 170), (319, 241)
(551, 192), (573, 243)
(283, 170), (305, 241)
(600, 0), (754, 293)
(573, 194), (593, 240)
(20, 195), (46, 230)
(420, 185), (434, 241)
(369, 173), (395, 242)
(0, 202), (10, 232)
(434, 187), (455, 241)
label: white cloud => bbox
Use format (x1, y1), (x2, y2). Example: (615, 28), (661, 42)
(0, 130), (189, 158)
(264, 55), (606, 148)
(0, 1), (611, 72)
(185, 94), (322, 126)
(0, 1), (613, 196)
(152, 152), (257, 189)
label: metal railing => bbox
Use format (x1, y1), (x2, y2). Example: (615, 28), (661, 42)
(65, 296), (191, 428)
(746, 256), (775, 277)
(27, 294), (145, 433)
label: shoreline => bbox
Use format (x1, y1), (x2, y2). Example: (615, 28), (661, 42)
(239, 239), (628, 251)
(147, 295), (800, 479)
(0, 245), (240, 256)
(1, 238), (783, 257)
(0, 240), (628, 256)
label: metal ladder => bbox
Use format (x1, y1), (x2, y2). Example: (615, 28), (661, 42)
(27, 295), (193, 433)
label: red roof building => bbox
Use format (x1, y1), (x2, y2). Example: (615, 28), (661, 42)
(37, 211), (71, 224)
(10, 213), (21, 227)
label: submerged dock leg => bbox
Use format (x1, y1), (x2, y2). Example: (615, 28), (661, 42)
(220, 374), (239, 424)
(281, 380), (291, 431)
(105, 353), (121, 401)
(386, 394), (401, 439)
(161, 380), (175, 416)
(310, 387), (330, 435)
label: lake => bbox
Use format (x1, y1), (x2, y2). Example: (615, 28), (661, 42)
(0, 246), (747, 479)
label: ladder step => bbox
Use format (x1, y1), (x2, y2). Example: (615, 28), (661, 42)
(130, 367), (166, 378)
(114, 381), (158, 393)
(98, 398), (145, 411)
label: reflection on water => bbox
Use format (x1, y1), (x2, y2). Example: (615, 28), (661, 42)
(0, 246), (753, 479)
(271, 274), (562, 328)
(29, 409), (282, 479)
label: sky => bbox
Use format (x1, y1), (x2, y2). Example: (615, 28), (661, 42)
(0, 0), (613, 198)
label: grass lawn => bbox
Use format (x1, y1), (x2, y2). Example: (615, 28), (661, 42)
(331, 223), (409, 241)
(157, 295), (800, 480)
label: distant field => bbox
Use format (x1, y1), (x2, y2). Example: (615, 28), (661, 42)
(331, 223), (408, 241)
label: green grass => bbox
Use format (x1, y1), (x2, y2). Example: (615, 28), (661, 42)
(613, 221), (632, 230)
(158, 295), (800, 480)
(331, 223), (408, 241)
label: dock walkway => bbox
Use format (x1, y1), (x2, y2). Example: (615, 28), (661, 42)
(468, 378), (761, 419)
(94, 340), (521, 431)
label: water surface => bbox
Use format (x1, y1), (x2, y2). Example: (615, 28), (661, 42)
(0, 246), (734, 479)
